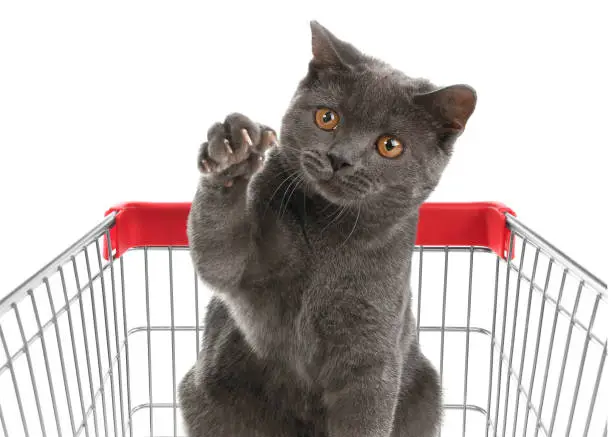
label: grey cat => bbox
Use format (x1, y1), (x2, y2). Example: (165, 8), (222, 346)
(178, 21), (476, 437)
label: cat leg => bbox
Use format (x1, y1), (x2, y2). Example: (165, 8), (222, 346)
(391, 350), (442, 437)
(188, 113), (276, 292)
(178, 360), (302, 437)
(321, 362), (400, 437)
(313, 299), (402, 437)
(178, 299), (307, 437)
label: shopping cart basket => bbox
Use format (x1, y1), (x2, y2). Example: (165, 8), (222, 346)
(0, 202), (607, 437)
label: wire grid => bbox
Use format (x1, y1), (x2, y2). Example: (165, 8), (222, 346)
(0, 216), (608, 437)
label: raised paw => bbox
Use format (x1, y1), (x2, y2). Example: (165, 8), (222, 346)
(197, 113), (277, 185)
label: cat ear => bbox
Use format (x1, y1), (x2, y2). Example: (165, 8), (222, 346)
(413, 85), (477, 133)
(310, 20), (362, 69)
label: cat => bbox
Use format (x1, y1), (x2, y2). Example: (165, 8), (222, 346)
(178, 21), (476, 437)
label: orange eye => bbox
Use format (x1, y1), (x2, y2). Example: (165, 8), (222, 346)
(314, 108), (340, 131)
(376, 135), (403, 158)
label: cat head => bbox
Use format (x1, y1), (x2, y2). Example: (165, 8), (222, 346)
(279, 21), (476, 209)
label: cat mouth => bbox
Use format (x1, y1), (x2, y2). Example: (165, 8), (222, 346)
(300, 153), (372, 203)
(315, 179), (369, 203)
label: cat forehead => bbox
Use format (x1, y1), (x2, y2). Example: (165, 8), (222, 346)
(304, 69), (433, 115)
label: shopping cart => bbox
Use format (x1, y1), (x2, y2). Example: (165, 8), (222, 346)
(0, 202), (607, 437)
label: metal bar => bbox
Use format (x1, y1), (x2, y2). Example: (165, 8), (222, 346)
(169, 248), (178, 437)
(99, 325), (502, 436)
(130, 401), (495, 414)
(522, 259), (554, 437)
(505, 214), (606, 295)
(508, 262), (606, 347)
(462, 247), (474, 437)
(45, 278), (78, 436)
(144, 248), (154, 437)
(437, 247), (449, 437)
(194, 270), (200, 357)
(105, 230), (127, 437)
(14, 305), (49, 437)
(565, 295), (601, 437)
(485, 257), (500, 437)
(119, 256), (134, 437)
(119, 318), (552, 434)
(122, 401), (494, 437)
(29, 291), (63, 437)
(94, 239), (120, 437)
(501, 238), (528, 437)
(419, 246), (493, 253)
(135, 245), (494, 254)
(484, 341), (553, 436)
(582, 342), (607, 437)
(416, 246), (423, 343)
(511, 247), (541, 437)
(71, 256), (101, 437)
(0, 214), (116, 318)
(0, 261), (113, 378)
(548, 282), (584, 436)
(83, 247), (110, 437)
(0, 326), (31, 437)
(440, 247), (449, 374)
(73, 337), (128, 437)
(126, 324), (495, 336)
(0, 403), (7, 437)
(59, 266), (92, 437)
(534, 269), (568, 437)
(493, 232), (515, 434)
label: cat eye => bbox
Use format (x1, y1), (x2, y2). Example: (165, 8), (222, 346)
(376, 135), (403, 158)
(314, 108), (340, 131)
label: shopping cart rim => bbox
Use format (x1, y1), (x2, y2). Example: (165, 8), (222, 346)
(1, 206), (607, 319)
(504, 213), (607, 296)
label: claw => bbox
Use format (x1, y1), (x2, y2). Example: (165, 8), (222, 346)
(224, 179), (234, 187)
(224, 139), (233, 154)
(263, 130), (277, 147)
(201, 159), (212, 173)
(241, 128), (253, 147)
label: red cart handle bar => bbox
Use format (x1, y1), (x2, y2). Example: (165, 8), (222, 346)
(103, 202), (515, 260)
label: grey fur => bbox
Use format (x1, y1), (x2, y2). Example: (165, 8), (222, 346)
(179, 21), (476, 437)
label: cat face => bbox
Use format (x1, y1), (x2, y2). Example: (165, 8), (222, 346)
(280, 21), (476, 208)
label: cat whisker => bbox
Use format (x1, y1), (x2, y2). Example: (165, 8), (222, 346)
(320, 205), (346, 235)
(280, 175), (304, 220)
(319, 201), (335, 215)
(323, 203), (343, 221)
(269, 167), (295, 180)
(339, 203), (361, 248)
(278, 173), (302, 219)
(265, 170), (301, 210)
(279, 144), (302, 153)
(275, 143), (312, 155)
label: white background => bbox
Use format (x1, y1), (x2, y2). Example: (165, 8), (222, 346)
(0, 1), (609, 293)
(0, 2), (610, 435)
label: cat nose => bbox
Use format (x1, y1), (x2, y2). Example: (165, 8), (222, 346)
(327, 151), (352, 172)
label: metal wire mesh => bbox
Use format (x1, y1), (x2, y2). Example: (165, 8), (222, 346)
(0, 214), (607, 437)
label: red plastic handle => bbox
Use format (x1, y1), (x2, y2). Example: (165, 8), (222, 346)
(103, 201), (515, 260)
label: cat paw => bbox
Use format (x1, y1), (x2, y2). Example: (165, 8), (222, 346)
(197, 113), (277, 186)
